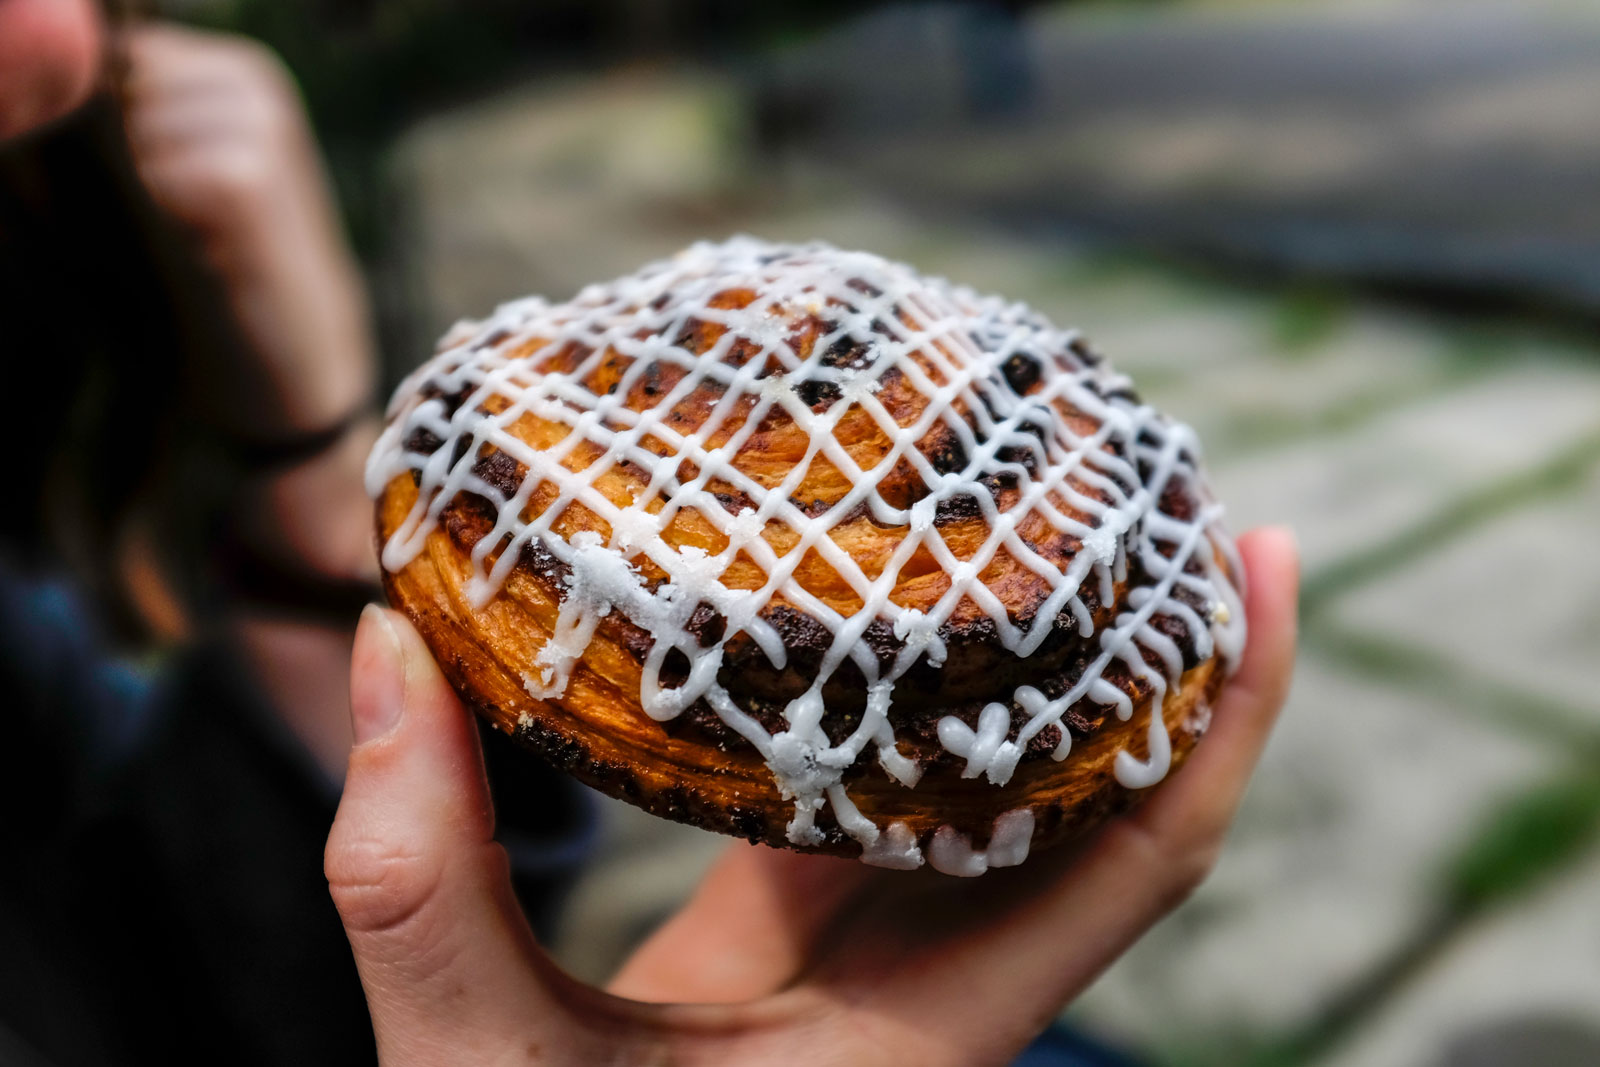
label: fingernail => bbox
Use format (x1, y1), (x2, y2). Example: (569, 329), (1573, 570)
(353, 604), (405, 744)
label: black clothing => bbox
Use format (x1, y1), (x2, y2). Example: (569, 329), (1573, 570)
(0, 565), (594, 1066)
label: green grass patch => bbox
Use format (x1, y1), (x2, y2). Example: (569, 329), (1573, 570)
(1444, 770), (1600, 915)
(1268, 285), (1349, 356)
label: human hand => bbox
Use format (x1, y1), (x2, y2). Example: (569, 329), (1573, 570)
(327, 526), (1297, 1066)
(122, 23), (373, 437)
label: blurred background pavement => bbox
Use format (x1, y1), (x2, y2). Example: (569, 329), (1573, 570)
(173, 1), (1600, 1064)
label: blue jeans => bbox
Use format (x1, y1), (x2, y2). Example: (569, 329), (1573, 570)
(1014, 1025), (1143, 1067)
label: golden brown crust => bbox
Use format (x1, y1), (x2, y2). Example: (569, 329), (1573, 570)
(379, 472), (1226, 857)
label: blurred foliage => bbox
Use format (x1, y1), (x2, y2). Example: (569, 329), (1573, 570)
(1445, 770), (1600, 914)
(1269, 284), (1348, 355)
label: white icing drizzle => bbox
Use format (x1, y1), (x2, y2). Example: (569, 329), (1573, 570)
(926, 809), (1037, 877)
(367, 237), (1246, 872)
(861, 821), (926, 871)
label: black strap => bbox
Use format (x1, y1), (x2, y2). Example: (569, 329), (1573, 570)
(215, 527), (385, 625)
(219, 405), (375, 473)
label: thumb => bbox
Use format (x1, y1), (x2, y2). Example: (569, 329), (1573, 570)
(326, 606), (596, 1064)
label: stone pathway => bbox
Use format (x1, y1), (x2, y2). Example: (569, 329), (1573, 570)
(387, 61), (1600, 1067)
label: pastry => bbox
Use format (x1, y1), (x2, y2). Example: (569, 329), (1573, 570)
(367, 238), (1246, 875)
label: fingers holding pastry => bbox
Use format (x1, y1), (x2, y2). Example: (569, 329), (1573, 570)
(1000, 523), (1299, 974)
(794, 527), (1298, 1064)
(328, 607), (600, 1066)
(329, 609), (835, 1065)
(1122, 524), (1299, 865)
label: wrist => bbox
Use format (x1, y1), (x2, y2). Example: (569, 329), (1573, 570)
(203, 221), (378, 435)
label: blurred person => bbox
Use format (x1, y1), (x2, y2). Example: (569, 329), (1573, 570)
(0, 3), (1300, 1066)
(0, 4), (591, 1064)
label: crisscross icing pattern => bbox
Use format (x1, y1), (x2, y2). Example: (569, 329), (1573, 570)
(368, 237), (1246, 872)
